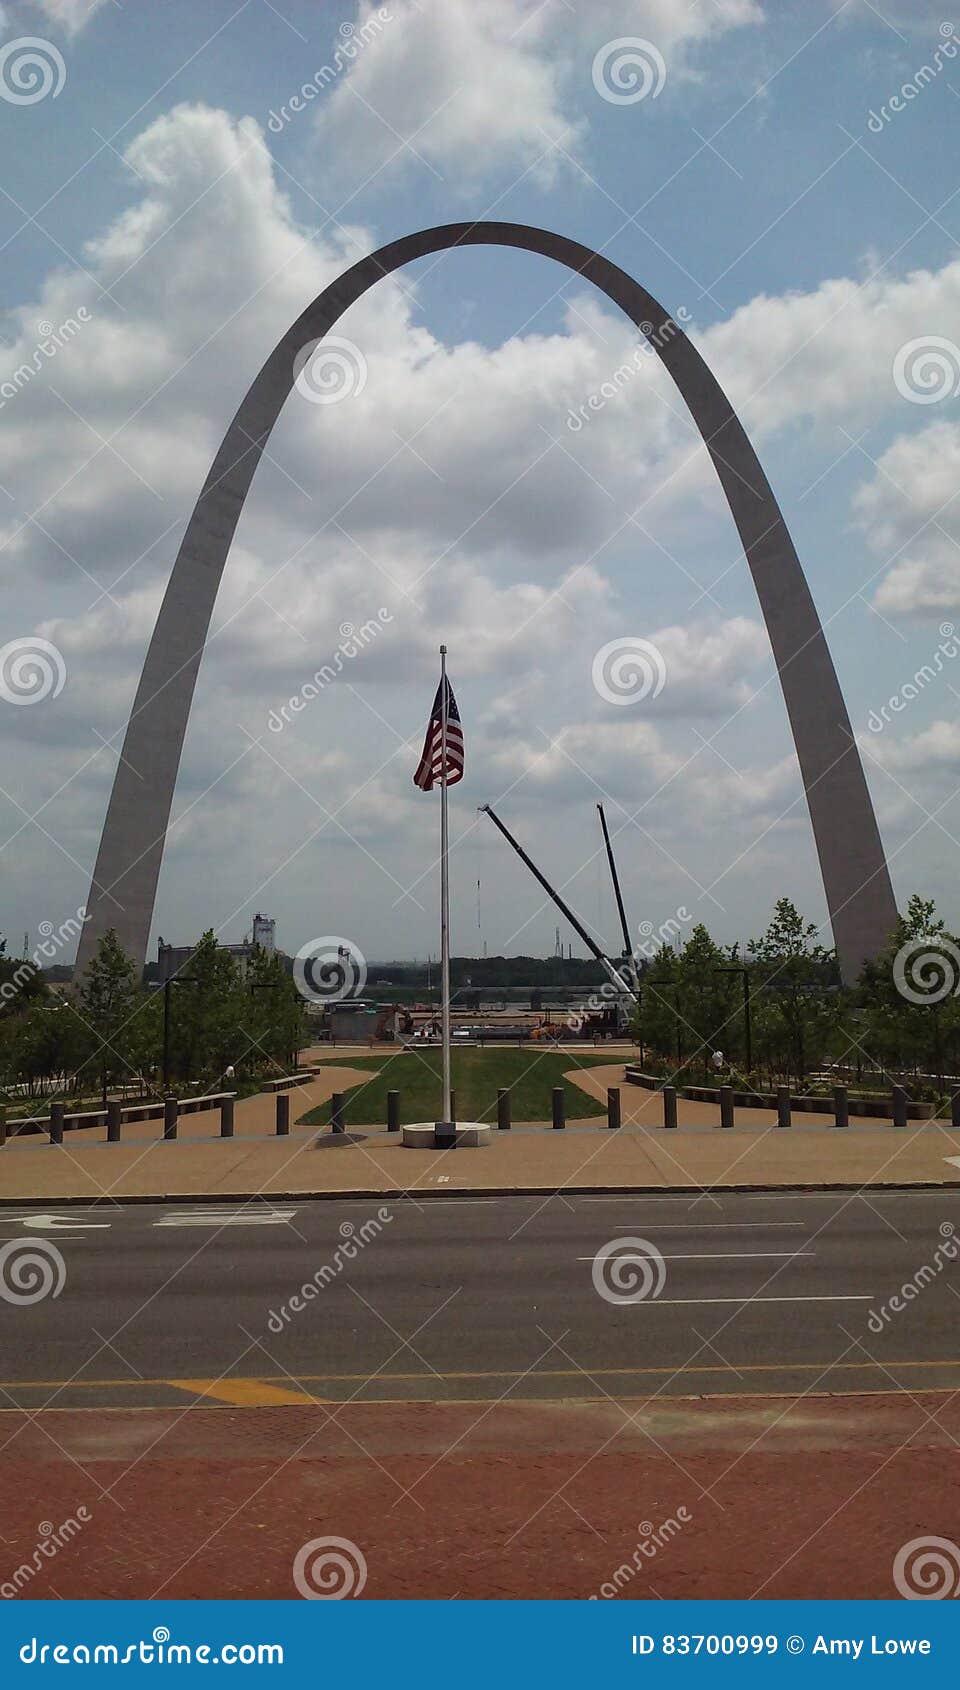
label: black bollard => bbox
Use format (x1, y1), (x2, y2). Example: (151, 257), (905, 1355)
(552, 1087), (565, 1129)
(49, 1102), (64, 1145)
(951, 1087), (960, 1130)
(607, 1087), (621, 1130)
(219, 1096), (233, 1139)
(0, 1104), (6, 1149)
(776, 1087), (791, 1129)
(833, 1085), (848, 1130)
(891, 1085), (907, 1130)
(276, 1093), (290, 1136)
(331, 1092), (345, 1135)
(497, 1088), (511, 1130)
(164, 1095), (179, 1140)
(106, 1100), (122, 1143)
(720, 1086), (734, 1130)
(387, 1090), (400, 1132)
(662, 1086), (677, 1130)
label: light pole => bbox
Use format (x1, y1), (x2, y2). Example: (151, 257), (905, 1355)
(713, 966), (752, 1074)
(162, 974), (199, 1094)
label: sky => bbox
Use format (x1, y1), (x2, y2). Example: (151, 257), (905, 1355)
(0, 0), (959, 974)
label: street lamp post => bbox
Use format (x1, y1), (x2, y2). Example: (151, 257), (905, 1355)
(162, 974), (199, 1094)
(713, 966), (752, 1074)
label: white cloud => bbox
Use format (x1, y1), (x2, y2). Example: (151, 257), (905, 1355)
(854, 421), (960, 617)
(26, 0), (110, 33)
(309, 0), (763, 188)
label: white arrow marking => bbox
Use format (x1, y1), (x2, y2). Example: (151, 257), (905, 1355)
(18, 1214), (111, 1231)
(154, 1210), (297, 1227)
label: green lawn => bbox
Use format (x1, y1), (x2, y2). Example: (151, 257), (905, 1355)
(303, 1047), (610, 1127)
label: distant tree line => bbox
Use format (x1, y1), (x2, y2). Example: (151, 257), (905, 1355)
(0, 930), (306, 1108)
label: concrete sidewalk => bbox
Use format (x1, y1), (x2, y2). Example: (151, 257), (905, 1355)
(1, 1053), (958, 1200)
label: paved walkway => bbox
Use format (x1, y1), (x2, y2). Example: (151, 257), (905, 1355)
(1, 1051), (958, 1200)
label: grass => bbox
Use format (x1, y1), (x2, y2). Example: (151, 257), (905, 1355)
(303, 1047), (611, 1127)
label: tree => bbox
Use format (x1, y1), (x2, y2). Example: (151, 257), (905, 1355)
(748, 899), (842, 1086)
(858, 894), (960, 1093)
(75, 930), (147, 1103)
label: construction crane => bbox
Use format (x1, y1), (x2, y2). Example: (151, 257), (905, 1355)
(478, 803), (638, 1009)
(596, 803), (639, 991)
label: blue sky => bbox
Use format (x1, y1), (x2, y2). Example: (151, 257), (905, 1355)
(0, 0), (958, 970)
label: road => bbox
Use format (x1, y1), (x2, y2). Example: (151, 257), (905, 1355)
(0, 1190), (958, 1408)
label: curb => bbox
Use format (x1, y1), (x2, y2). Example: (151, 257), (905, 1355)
(0, 1179), (957, 1207)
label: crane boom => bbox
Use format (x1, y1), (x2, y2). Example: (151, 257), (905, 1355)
(479, 803), (637, 1002)
(597, 803), (632, 958)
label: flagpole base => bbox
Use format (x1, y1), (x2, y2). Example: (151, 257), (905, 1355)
(401, 1122), (491, 1150)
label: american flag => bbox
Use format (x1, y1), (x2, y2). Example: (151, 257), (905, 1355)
(413, 675), (464, 791)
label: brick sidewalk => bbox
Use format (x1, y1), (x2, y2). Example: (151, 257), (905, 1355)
(1, 1392), (954, 1599)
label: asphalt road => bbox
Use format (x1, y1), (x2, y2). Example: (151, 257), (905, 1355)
(0, 1190), (958, 1407)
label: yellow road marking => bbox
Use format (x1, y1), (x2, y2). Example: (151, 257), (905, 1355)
(0, 1358), (958, 1395)
(175, 1378), (316, 1406)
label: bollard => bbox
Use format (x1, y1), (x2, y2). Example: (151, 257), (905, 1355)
(49, 1101), (64, 1146)
(387, 1090), (400, 1132)
(776, 1087), (791, 1129)
(607, 1086), (621, 1130)
(164, 1095), (179, 1141)
(552, 1087), (565, 1129)
(891, 1085), (907, 1131)
(331, 1092), (345, 1135)
(662, 1086), (677, 1130)
(450, 1090), (457, 1125)
(952, 1087), (960, 1130)
(219, 1096), (233, 1139)
(0, 1103), (5, 1148)
(497, 1088), (511, 1130)
(106, 1100), (122, 1143)
(833, 1085), (848, 1130)
(720, 1086), (734, 1130)
(276, 1093), (290, 1136)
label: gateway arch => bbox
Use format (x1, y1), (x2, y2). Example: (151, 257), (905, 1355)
(76, 221), (897, 985)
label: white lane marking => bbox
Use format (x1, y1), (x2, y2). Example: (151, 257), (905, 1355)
(623, 1294), (872, 1305)
(579, 1251), (814, 1262)
(944, 1158), (960, 1171)
(579, 1221), (808, 1231)
(0, 1213), (112, 1230)
(154, 1210), (297, 1228)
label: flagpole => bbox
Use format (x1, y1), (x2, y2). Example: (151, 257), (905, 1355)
(439, 644), (452, 1133)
